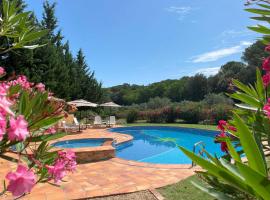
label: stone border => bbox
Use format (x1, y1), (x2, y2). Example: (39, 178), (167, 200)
(149, 189), (165, 200)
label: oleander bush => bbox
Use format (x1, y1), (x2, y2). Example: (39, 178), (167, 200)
(0, 1), (76, 198)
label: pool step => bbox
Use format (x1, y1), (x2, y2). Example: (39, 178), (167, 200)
(192, 141), (206, 167)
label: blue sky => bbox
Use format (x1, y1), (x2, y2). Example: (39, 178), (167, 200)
(25, 0), (259, 87)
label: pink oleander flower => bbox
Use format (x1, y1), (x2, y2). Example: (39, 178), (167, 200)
(47, 150), (77, 184)
(0, 96), (14, 116)
(217, 120), (227, 131)
(263, 73), (270, 87)
(58, 150), (77, 172)
(8, 115), (29, 141)
(265, 45), (270, 52)
(0, 112), (6, 141)
(0, 83), (8, 96)
(46, 127), (56, 134)
(263, 57), (270, 71)
(6, 165), (36, 197)
(263, 99), (270, 119)
(217, 132), (228, 153)
(227, 125), (237, 132)
(35, 83), (45, 92)
(11, 75), (33, 90)
(0, 67), (5, 76)
(46, 161), (66, 184)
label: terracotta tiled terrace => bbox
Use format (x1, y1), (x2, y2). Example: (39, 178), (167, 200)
(0, 128), (197, 200)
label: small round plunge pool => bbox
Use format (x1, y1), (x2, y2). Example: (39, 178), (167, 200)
(52, 138), (107, 148)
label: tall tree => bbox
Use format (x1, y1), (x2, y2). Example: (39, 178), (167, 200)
(41, 0), (57, 39)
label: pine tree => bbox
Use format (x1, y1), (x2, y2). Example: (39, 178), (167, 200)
(41, 1), (57, 39)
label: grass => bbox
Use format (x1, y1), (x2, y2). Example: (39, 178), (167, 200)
(126, 122), (217, 131)
(158, 175), (215, 200)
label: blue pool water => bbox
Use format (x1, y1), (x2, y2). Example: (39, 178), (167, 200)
(52, 138), (105, 148)
(110, 126), (222, 164)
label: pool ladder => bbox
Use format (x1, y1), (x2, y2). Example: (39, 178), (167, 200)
(192, 141), (206, 167)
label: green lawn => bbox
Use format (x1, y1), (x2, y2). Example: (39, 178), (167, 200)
(158, 175), (215, 200)
(126, 123), (217, 131)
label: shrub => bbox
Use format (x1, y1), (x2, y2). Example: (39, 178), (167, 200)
(162, 106), (180, 123)
(143, 106), (179, 123)
(178, 101), (202, 123)
(146, 97), (171, 109)
(211, 104), (232, 124)
(126, 110), (139, 123)
(145, 110), (164, 123)
(203, 93), (233, 106)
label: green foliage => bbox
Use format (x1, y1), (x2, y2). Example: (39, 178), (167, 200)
(180, 112), (270, 199)
(246, 2), (270, 44)
(178, 101), (202, 124)
(126, 110), (139, 123)
(107, 59), (261, 106)
(202, 93), (233, 106)
(146, 97), (171, 109)
(0, 0), (47, 53)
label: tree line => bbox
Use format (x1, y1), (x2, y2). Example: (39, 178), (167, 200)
(0, 0), (103, 102)
(106, 41), (267, 105)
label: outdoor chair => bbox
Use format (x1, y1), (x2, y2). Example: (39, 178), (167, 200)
(62, 121), (79, 133)
(107, 116), (116, 127)
(93, 116), (103, 127)
(74, 117), (87, 130)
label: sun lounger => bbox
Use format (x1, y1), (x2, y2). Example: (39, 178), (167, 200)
(62, 121), (79, 133)
(94, 116), (103, 127)
(107, 116), (116, 127)
(74, 117), (86, 130)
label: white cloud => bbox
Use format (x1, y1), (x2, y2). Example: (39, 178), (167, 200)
(165, 6), (192, 20)
(195, 67), (220, 76)
(240, 41), (253, 46)
(220, 29), (253, 38)
(191, 41), (252, 63)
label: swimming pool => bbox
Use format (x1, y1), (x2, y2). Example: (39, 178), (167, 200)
(110, 126), (222, 164)
(52, 138), (106, 148)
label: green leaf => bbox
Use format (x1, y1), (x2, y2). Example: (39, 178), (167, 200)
(191, 181), (233, 200)
(179, 146), (254, 195)
(232, 79), (258, 98)
(258, 3), (270, 10)
(255, 68), (265, 102)
(230, 93), (262, 108)
(29, 116), (63, 131)
(225, 138), (241, 162)
(236, 161), (270, 200)
(29, 132), (66, 142)
(22, 30), (48, 43)
(233, 113), (267, 176)
(250, 16), (270, 21)
(245, 8), (270, 15)
(248, 25), (270, 34)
